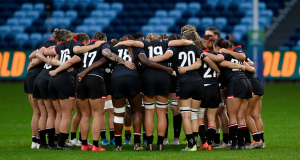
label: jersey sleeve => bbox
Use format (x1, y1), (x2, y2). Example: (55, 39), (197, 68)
(138, 48), (146, 56)
(101, 43), (110, 51)
(196, 47), (205, 59)
(54, 45), (60, 55)
(167, 46), (175, 54)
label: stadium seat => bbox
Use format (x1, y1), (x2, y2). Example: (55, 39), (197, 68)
(21, 3), (33, 10)
(52, 10), (65, 18)
(127, 25), (139, 33)
(240, 17), (252, 25)
(4, 34), (15, 42)
(297, 39), (300, 46)
(232, 31), (244, 42)
(201, 17), (214, 29)
(103, 11), (117, 19)
(148, 18), (161, 25)
(141, 25), (154, 33)
(155, 10), (168, 18)
(57, 18), (71, 28)
(206, 0), (219, 8)
(188, 2), (201, 12)
(162, 3), (174, 10)
(94, 18), (110, 27)
(239, 2), (252, 11)
(44, 18), (58, 26)
(278, 46), (289, 50)
(90, 10), (104, 18)
(154, 25), (169, 33)
(214, 17), (227, 31)
(260, 10), (274, 18)
(174, 2), (188, 11)
(215, 4), (226, 11)
(161, 18), (176, 26)
(27, 11), (40, 20)
(65, 10), (78, 20)
(11, 26), (25, 33)
(75, 25), (89, 33)
(20, 18), (33, 27)
(15, 33), (29, 43)
(30, 33), (42, 42)
(14, 11), (27, 18)
(187, 17), (201, 27)
(43, 33), (52, 40)
(259, 2), (266, 10)
(111, 2), (124, 12)
(34, 3), (45, 11)
(227, 17), (240, 25)
(292, 46), (300, 50)
(83, 18), (97, 25)
(89, 25), (103, 35)
(283, 40), (296, 48)
(233, 24), (248, 33)
(6, 18), (19, 26)
(96, 3), (110, 10)
(169, 10), (182, 20)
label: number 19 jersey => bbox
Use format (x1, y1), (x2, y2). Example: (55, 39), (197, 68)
(142, 40), (169, 69)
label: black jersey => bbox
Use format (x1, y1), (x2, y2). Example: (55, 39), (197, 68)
(54, 41), (83, 76)
(110, 45), (144, 79)
(169, 45), (203, 82)
(141, 40), (169, 69)
(36, 39), (58, 80)
(103, 60), (113, 81)
(78, 41), (109, 77)
(236, 46), (254, 79)
(199, 50), (219, 85)
(219, 49), (247, 82)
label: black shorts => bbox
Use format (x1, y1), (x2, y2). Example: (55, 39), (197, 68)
(170, 75), (177, 93)
(76, 75), (106, 99)
(49, 72), (76, 99)
(176, 80), (204, 100)
(200, 84), (221, 108)
(142, 69), (170, 96)
(249, 77), (264, 96)
(24, 72), (39, 94)
(111, 75), (141, 98)
(227, 78), (252, 99)
(33, 78), (50, 99)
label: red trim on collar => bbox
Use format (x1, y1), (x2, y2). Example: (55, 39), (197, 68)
(234, 45), (241, 50)
(203, 49), (209, 52)
(91, 39), (98, 42)
(74, 39), (77, 42)
(50, 38), (57, 42)
(227, 49), (233, 51)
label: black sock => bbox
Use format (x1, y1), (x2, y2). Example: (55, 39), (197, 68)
(214, 132), (220, 144)
(82, 139), (88, 145)
(71, 132), (76, 140)
(193, 132), (198, 146)
(157, 136), (164, 145)
(186, 134), (194, 148)
(259, 132), (264, 142)
(47, 128), (55, 145)
(198, 124), (206, 144)
(58, 133), (66, 147)
(67, 132), (69, 139)
(39, 129), (47, 144)
(54, 134), (58, 141)
(207, 127), (216, 145)
(229, 124), (238, 146)
(134, 132), (141, 144)
(222, 133), (229, 144)
(101, 129), (107, 140)
(147, 135), (154, 145)
(36, 137), (40, 144)
(79, 132), (82, 141)
(110, 129), (115, 140)
(125, 133), (131, 139)
(237, 125), (247, 146)
(32, 136), (37, 143)
(173, 114), (182, 139)
(245, 128), (251, 143)
(115, 135), (122, 146)
(143, 131), (146, 141)
(252, 132), (261, 142)
(164, 114), (168, 138)
(93, 140), (98, 147)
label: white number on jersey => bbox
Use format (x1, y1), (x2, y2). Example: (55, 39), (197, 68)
(82, 51), (97, 67)
(203, 63), (216, 78)
(118, 49), (132, 61)
(60, 49), (71, 62)
(148, 46), (163, 58)
(231, 59), (242, 71)
(179, 51), (196, 67)
(44, 56), (53, 69)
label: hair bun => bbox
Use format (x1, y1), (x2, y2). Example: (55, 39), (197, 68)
(225, 35), (230, 41)
(209, 37), (213, 41)
(110, 38), (117, 43)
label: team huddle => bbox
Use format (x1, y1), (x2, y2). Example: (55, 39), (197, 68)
(24, 24), (265, 151)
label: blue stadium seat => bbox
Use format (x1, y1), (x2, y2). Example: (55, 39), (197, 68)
(239, 2), (252, 11)
(278, 46), (289, 50)
(92, 0), (105, 3)
(90, 10), (104, 18)
(148, 18), (161, 25)
(52, 10), (65, 18)
(155, 25), (169, 33)
(111, 2), (124, 12)
(297, 40), (300, 46)
(76, 25), (89, 33)
(214, 17), (227, 31)
(30, 33), (42, 42)
(103, 10), (117, 19)
(219, 32), (227, 38)
(6, 18), (19, 25)
(57, 18), (71, 28)
(201, 17), (214, 29)
(96, 3), (110, 10)
(155, 10), (168, 17)
(232, 31), (244, 42)
(94, 18), (110, 27)
(240, 17), (252, 25)
(233, 24), (248, 33)
(27, 11), (40, 20)
(11, 26), (25, 33)
(189, 2), (201, 12)
(292, 46), (300, 50)
(65, 10), (78, 20)
(44, 18), (58, 26)
(0, 25), (13, 38)
(34, 3), (45, 11)
(187, 17), (201, 27)
(14, 11), (27, 18)
(21, 3), (33, 10)
(83, 18), (97, 25)
(141, 25), (154, 33)
(259, 17), (270, 26)
(19, 18), (32, 27)
(15, 33), (29, 43)
(88, 25), (103, 36)
(259, 2), (266, 10)
(175, 2), (188, 11)
(161, 18), (176, 26)
(206, 0), (219, 8)
(260, 10), (273, 18)
(43, 33), (52, 41)
(169, 10), (182, 19)
(283, 40), (296, 48)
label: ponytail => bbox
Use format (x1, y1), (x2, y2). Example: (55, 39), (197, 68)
(213, 35), (233, 49)
(146, 33), (159, 42)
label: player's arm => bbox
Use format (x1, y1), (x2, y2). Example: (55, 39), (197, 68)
(49, 55), (62, 66)
(73, 41), (105, 54)
(29, 50), (37, 60)
(49, 56), (81, 76)
(168, 40), (193, 46)
(77, 57), (108, 82)
(114, 40), (144, 48)
(102, 48), (136, 70)
(36, 47), (52, 64)
(44, 46), (57, 56)
(202, 56), (220, 74)
(27, 58), (43, 72)
(206, 52), (224, 62)
(243, 61), (256, 73)
(219, 60), (246, 71)
(219, 48), (245, 61)
(246, 58), (254, 66)
(138, 53), (173, 74)
(178, 58), (202, 74)
(149, 48), (174, 62)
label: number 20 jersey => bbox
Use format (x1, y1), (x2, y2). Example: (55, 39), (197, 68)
(169, 45), (203, 82)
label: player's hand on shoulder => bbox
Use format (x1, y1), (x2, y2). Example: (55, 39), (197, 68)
(124, 61), (136, 70)
(219, 48), (227, 53)
(94, 41), (105, 47)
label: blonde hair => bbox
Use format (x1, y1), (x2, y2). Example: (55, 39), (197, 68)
(146, 33), (159, 41)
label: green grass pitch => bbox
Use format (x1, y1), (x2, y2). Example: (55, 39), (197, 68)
(0, 83), (299, 159)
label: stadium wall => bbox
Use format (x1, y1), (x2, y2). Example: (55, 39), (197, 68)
(0, 50), (299, 80)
